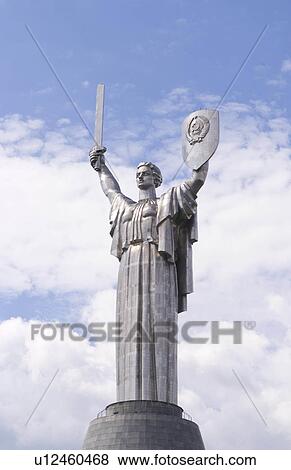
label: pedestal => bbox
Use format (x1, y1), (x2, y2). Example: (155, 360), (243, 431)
(83, 400), (205, 450)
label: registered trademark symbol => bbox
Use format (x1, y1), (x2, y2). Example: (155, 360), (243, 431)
(243, 321), (256, 330)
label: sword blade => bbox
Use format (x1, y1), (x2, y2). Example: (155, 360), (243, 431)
(94, 83), (105, 148)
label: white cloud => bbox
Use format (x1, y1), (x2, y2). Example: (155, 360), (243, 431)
(0, 114), (43, 144)
(0, 312), (290, 449)
(266, 78), (286, 87)
(196, 93), (221, 105)
(0, 316), (115, 449)
(176, 18), (187, 25)
(57, 118), (71, 127)
(250, 100), (272, 116)
(281, 58), (291, 73)
(179, 328), (291, 449)
(150, 88), (193, 115)
(81, 80), (90, 89)
(30, 87), (53, 96)
(265, 58), (291, 87)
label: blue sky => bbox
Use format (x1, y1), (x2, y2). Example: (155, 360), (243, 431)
(0, 0), (291, 450)
(1, 0), (291, 125)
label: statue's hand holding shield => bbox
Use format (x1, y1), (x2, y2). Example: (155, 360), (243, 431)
(182, 109), (219, 170)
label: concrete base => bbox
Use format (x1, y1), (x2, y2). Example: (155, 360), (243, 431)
(83, 400), (205, 450)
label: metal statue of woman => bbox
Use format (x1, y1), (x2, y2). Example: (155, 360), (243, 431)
(89, 145), (208, 405)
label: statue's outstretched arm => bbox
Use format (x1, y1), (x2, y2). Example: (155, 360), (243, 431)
(184, 161), (209, 195)
(89, 146), (121, 204)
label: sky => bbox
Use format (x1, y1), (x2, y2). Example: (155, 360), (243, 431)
(0, 0), (291, 450)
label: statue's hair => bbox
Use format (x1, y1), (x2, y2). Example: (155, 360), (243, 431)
(136, 161), (163, 188)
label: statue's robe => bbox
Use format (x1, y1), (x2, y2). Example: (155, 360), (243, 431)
(109, 181), (198, 403)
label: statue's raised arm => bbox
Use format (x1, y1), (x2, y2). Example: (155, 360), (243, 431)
(89, 146), (121, 204)
(184, 160), (209, 195)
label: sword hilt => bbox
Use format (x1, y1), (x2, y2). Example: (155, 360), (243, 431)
(89, 146), (106, 172)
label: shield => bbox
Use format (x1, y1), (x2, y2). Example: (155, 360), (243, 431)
(182, 109), (219, 170)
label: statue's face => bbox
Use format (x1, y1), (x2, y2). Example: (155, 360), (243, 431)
(136, 165), (155, 189)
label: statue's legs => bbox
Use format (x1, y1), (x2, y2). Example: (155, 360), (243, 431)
(116, 243), (178, 403)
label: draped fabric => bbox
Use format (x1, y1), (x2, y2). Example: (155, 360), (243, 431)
(109, 183), (198, 403)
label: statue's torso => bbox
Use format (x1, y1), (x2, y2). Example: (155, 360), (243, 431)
(121, 198), (159, 248)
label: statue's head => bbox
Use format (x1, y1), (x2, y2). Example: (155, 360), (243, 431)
(136, 162), (162, 190)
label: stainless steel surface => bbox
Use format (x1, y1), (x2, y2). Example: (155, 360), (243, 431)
(94, 83), (105, 148)
(182, 109), (219, 170)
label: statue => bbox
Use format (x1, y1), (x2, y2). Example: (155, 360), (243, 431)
(83, 85), (219, 450)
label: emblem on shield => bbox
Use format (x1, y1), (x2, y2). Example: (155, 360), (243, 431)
(182, 109), (219, 170)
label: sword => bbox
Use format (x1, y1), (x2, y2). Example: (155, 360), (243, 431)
(93, 83), (105, 170)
